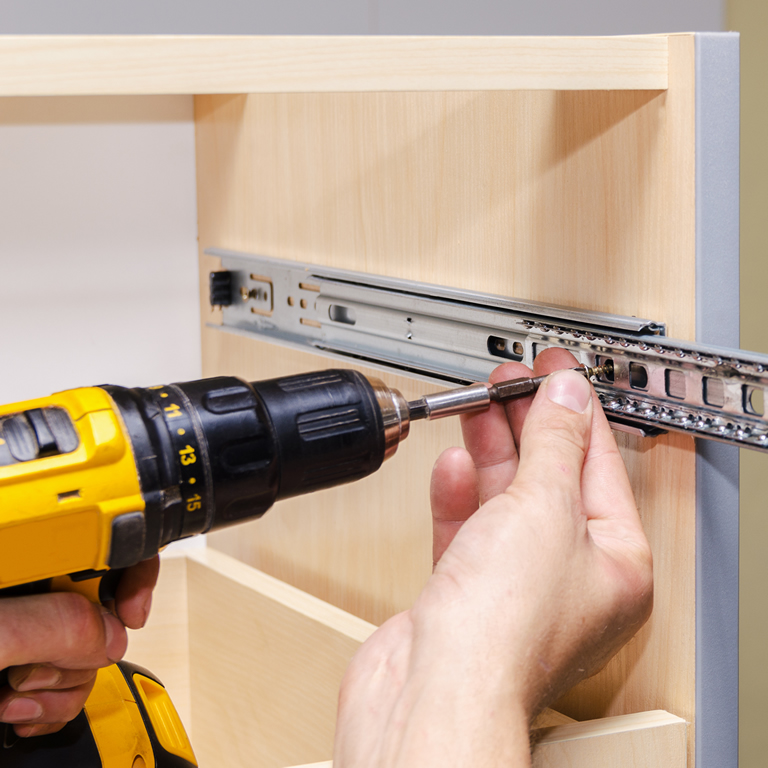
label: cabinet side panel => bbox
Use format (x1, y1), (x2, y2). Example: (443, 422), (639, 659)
(195, 35), (696, 729)
(186, 551), (370, 768)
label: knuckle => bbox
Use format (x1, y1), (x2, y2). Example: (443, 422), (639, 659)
(490, 362), (532, 383)
(60, 685), (94, 722)
(527, 412), (589, 462)
(634, 545), (655, 602)
(16, 723), (67, 738)
(37, 680), (96, 726)
(53, 593), (104, 656)
(539, 409), (588, 445)
(611, 544), (654, 623)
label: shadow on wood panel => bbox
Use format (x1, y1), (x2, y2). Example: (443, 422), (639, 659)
(531, 90), (665, 311)
(197, 90), (669, 326)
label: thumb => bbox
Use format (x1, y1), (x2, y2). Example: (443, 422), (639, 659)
(514, 369), (593, 496)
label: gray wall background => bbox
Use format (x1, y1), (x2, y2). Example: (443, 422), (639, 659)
(0, 0), (724, 35)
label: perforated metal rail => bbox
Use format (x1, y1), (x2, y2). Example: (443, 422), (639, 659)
(207, 248), (768, 451)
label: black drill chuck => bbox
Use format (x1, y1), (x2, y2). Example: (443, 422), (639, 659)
(103, 369), (410, 568)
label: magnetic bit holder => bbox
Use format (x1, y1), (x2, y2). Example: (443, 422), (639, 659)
(408, 364), (608, 421)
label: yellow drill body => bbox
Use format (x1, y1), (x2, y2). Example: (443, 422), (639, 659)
(0, 388), (144, 590)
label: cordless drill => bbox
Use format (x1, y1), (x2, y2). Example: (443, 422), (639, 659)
(0, 365), (602, 766)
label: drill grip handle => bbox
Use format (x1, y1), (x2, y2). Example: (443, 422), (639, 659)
(0, 573), (196, 766)
(1, 662), (197, 767)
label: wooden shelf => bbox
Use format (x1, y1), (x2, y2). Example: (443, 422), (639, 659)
(129, 551), (686, 768)
(0, 35), (667, 96)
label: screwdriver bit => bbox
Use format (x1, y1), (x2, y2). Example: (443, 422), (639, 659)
(408, 363), (609, 421)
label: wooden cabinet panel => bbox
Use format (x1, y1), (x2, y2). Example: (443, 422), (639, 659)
(196, 35), (697, 761)
(132, 551), (686, 768)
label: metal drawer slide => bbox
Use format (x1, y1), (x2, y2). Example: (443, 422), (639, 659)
(207, 248), (768, 451)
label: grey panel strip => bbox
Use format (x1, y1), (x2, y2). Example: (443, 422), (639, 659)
(695, 31), (740, 768)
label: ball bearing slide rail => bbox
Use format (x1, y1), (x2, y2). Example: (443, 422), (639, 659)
(208, 249), (768, 452)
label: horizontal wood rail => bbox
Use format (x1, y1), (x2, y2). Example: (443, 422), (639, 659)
(0, 35), (667, 96)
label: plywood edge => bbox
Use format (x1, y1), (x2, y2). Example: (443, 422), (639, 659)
(534, 709), (686, 744)
(532, 710), (687, 768)
(287, 763), (333, 768)
(185, 547), (376, 644)
(532, 708), (578, 728)
(0, 35), (668, 96)
(179, 548), (684, 767)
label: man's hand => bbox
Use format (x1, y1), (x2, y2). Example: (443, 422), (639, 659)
(334, 349), (653, 767)
(0, 556), (159, 738)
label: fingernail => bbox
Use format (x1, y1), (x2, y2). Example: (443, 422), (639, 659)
(100, 607), (126, 663)
(15, 666), (61, 692)
(546, 370), (592, 413)
(3, 697), (42, 723)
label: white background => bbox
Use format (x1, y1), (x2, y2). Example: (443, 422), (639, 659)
(0, 96), (199, 403)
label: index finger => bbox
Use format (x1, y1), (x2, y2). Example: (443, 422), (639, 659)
(115, 556), (159, 630)
(0, 593), (126, 671)
(459, 361), (532, 504)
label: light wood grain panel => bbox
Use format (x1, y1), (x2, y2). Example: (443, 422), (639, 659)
(196, 32), (697, 765)
(195, 85), (688, 334)
(532, 710), (687, 767)
(0, 36), (667, 96)
(126, 552), (192, 735)
(185, 548), (374, 768)
(534, 709), (578, 728)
